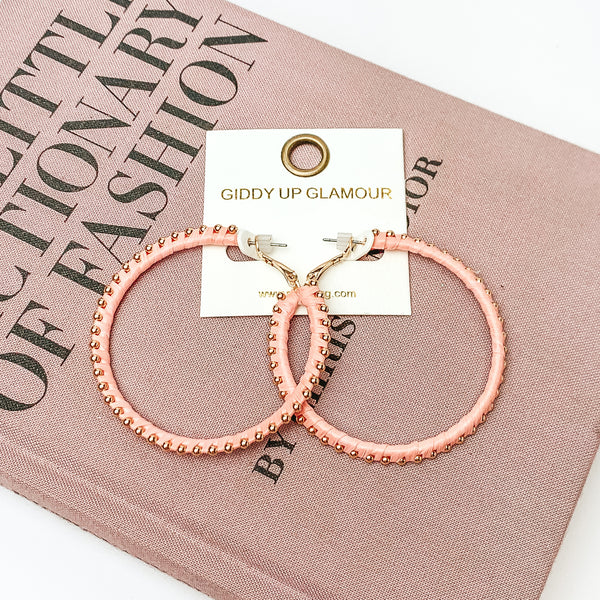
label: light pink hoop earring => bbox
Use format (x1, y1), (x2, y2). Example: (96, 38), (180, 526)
(271, 231), (507, 465)
(90, 225), (325, 456)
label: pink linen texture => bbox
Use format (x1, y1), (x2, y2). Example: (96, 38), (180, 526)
(0, 1), (598, 600)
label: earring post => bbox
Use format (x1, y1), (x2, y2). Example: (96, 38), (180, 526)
(248, 239), (287, 248)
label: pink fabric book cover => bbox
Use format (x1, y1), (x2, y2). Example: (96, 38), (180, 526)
(0, 1), (598, 599)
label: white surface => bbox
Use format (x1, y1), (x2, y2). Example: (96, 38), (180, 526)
(1, 1), (598, 598)
(202, 128), (410, 316)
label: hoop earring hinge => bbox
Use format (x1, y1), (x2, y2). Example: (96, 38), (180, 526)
(251, 235), (299, 289)
(306, 234), (365, 285)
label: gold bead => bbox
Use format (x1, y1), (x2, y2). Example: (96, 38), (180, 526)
(310, 376), (319, 385)
(98, 382), (108, 391)
(91, 325), (100, 335)
(148, 434), (157, 444)
(430, 450), (437, 459)
(475, 277), (483, 284)
(414, 237), (422, 243)
(213, 224), (222, 232)
(112, 273), (120, 283)
(268, 423), (277, 432)
(400, 233), (407, 239)
(177, 444), (187, 453)
(90, 340), (100, 349)
(321, 318), (331, 327)
(276, 292), (285, 300)
(93, 312), (103, 321)
(162, 441), (171, 450)
(315, 291), (324, 298)
(385, 230), (395, 237)
(453, 256), (461, 262)
(364, 455), (374, 463)
(444, 444), (451, 452)
(320, 348), (329, 356)
(90, 354), (100, 362)
(273, 304), (282, 313)
(97, 298), (107, 308)
(192, 445), (201, 454)
(199, 225), (207, 233)
(458, 436), (465, 444)
(335, 444), (344, 453)
(145, 244), (153, 253)
(273, 376), (282, 384)
(321, 333), (331, 341)
(122, 262), (130, 273)
(372, 228), (380, 236)
(278, 391), (287, 399)
(133, 253), (142, 262)
(269, 318), (278, 326)
(472, 426), (477, 434)
(292, 402), (302, 412)
(414, 455), (423, 463)
(316, 363), (325, 370)
(381, 456), (391, 464)
(135, 426), (144, 436)
(398, 457), (406, 466)
(158, 237), (166, 247)
(208, 445), (217, 454)
(255, 431), (263, 441)
(268, 347), (276, 355)
(171, 232), (179, 240)
(267, 333), (275, 341)
(113, 407), (122, 416)
(123, 418), (132, 426)
(185, 227), (193, 237)
(224, 443), (233, 453)
(481, 414), (487, 423)
(93, 368), (103, 377)
(269, 361), (278, 369)
(227, 224), (238, 233)
(103, 395), (114, 404)
(240, 438), (249, 448)
(308, 426), (317, 435)
(104, 285), (113, 295)
(320, 436), (329, 445)
(350, 450), (359, 458)
(319, 304), (328, 312)
(302, 389), (310, 398)
(297, 415), (305, 424)
(485, 289), (492, 295)
(281, 413), (290, 423)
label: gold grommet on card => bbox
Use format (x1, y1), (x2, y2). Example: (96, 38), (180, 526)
(281, 133), (330, 178)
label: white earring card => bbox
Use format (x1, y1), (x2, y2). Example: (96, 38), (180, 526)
(201, 129), (411, 316)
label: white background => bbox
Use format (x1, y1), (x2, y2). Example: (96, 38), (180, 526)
(1, 1), (598, 598)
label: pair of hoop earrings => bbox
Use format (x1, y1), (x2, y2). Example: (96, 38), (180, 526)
(90, 225), (506, 464)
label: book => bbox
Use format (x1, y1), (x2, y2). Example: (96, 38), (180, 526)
(0, 1), (598, 599)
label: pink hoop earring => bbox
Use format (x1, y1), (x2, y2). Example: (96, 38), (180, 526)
(90, 225), (325, 456)
(271, 231), (507, 465)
